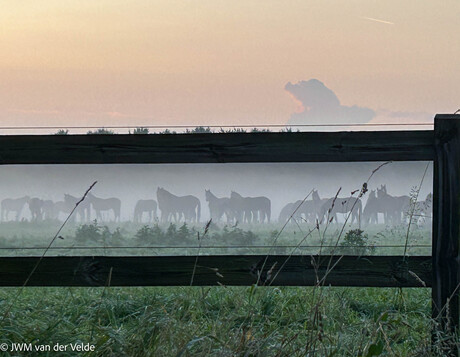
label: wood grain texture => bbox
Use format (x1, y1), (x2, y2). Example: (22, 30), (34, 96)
(433, 115), (460, 352)
(0, 255), (431, 287)
(0, 130), (434, 165)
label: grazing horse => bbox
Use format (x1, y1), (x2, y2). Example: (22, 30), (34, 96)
(278, 199), (317, 224)
(87, 193), (121, 222)
(278, 200), (303, 223)
(376, 185), (410, 224)
(319, 194), (362, 227)
(134, 199), (157, 223)
(1, 196), (30, 221)
(230, 191), (271, 224)
(28, 197), (44, 221)
(156, 187), (201, 223)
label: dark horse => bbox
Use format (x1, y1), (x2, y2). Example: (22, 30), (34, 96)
(134, 199), (157, 223)
(157, 187), (201, 223)
(28, 197), (44, 221)
(230, 191), (271, 224)
(205, 190), (234, 222)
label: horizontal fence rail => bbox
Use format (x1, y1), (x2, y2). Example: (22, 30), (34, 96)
(0, 255), (432, 287)
(0, 130), (434, 164)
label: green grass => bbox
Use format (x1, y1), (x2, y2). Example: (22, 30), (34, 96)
(0, 286), (437, 356)
(0, 215), (445, 356)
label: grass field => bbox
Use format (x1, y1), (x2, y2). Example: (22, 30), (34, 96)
(0, 210), (454, 356)
(0, 286), (438, 356)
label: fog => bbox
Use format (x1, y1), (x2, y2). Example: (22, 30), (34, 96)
(0, 162), (432, 223)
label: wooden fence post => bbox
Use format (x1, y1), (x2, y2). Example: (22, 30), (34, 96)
(433, 115), (460, 355)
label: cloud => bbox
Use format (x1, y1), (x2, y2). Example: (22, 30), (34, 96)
(285, 79), (375, 126)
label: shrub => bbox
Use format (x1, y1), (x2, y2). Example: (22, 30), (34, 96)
(134, 225), (162, 244)
(74, 220), (126, 244)
(74, 220), (103, 243)
(339, 229), (375, 256)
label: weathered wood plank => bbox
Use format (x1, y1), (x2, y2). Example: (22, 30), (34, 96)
(0, 130), (433, 165)
(0, 255), (432, 287)
(433, 115), (460, 354)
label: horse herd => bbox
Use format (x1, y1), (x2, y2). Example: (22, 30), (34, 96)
(280, 185), (432, 227)
(0, 193), (121, 223)
(0, 185), (432, 227)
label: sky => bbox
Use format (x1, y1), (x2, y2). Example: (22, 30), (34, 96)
(0, 1), (459, 131)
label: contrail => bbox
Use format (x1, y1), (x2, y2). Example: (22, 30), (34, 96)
(360, 16), (394, 25)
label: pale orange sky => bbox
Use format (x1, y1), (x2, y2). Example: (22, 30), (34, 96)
(0, 1), (459, 129)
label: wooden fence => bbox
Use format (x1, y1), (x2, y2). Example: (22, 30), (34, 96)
(0, 114), (458, 354)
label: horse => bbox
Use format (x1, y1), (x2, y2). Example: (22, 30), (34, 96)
(362, 190), (387, 225)
(319, 194), (362, 227)
(87, 193), (121, 222)
(312, 190), (334, 223)
(28, 197), (44, 221)
(205, 190), (234, 222)
(1, 196), (30, 221)
(63, 194), (91, 222)
(414, 192), (432, 226)
(156, 187), (201, 223)
(376, 185), (410, 224)
(278, 199), (317, 224)
(230, 191), (271, 224)
(134, 199), (157, 223)
(278, 201), (303, 223)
